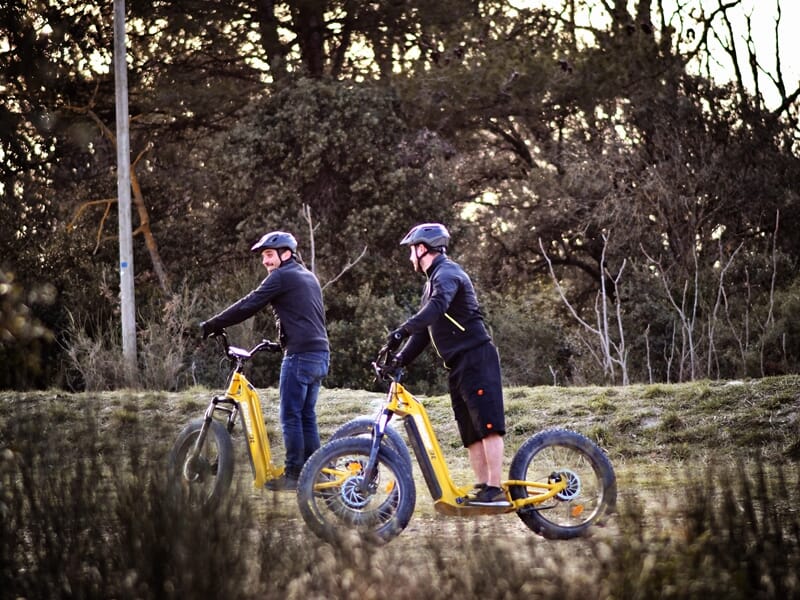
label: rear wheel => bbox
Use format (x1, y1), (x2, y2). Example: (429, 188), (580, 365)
(297, 436), (415, 544)
(167, 418), (234, 512)
(509, 429), (616, 539)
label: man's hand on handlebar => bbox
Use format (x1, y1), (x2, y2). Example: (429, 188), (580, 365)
(373, 345), (404, 381)
(265, 341), (282, 353)
(385, 325), (409, 353)
(199, 320), (223, 340)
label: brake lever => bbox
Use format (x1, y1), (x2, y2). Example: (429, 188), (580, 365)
(372, 359), (403, 383)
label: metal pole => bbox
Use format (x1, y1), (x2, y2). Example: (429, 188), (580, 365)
(113, 0), (137, 386)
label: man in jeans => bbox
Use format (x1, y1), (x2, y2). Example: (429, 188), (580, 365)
(387, 223), (508, 506)
(201, 231), (329, 491)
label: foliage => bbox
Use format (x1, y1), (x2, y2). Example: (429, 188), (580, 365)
(0, 411), (253, 598)
(481, 288), (575, 386)
(197, 76), (457, 294)
(1, 1), (799, 389)
(324, 283), (446, 393)
(0, 268), (57, 389)
(63, 287), (200, 391)
(601, 463), (800, 599)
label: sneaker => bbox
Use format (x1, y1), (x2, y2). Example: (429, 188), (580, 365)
(468, 485), (510, 506)
(265, 474), (298, 492)
(465, 482), (487, 500)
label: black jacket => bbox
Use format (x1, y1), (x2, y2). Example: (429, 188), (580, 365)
(399, 254), (491, 368)
(205, 259), (329, 354)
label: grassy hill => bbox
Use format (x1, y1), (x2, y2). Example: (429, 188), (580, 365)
(5, 373), (796, 468)
(1, 375), (799, 599)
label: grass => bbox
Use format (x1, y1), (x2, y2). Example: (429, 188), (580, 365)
(1, 375), (799, 598)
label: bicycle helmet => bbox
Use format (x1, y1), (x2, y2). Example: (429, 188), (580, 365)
(399, 223), (450, 251)
(250, 231), (298, 254)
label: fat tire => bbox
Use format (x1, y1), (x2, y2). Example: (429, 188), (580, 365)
(297, 436), (415, 544)
(168, 417), (234, 512)
(329, 416), (413, 470)
(509, 428), (616, 540)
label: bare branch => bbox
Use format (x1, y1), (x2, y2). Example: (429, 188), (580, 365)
(301, 204), (367, 291)
(642, 243), (698, 381)
(539, 238), (599, 335)
(302, 203), (319, 274)
(63, 102), (171, 294)
(322, 245), (368, 291)
(707, 238), (744, 377)
(67, 198), (116, 254)
(541, 235), (628, 384)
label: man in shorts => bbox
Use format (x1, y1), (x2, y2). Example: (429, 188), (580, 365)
(387, 223), (508, 506)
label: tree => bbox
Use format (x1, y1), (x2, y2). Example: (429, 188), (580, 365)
(3, 0), (799, 388)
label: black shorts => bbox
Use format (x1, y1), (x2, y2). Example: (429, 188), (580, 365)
(447, 342), (505, 447)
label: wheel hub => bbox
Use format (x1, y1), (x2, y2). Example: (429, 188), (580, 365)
(552, 469), (581, 501)
(340, 476), (372, 508)
(183, 455), (209, 482)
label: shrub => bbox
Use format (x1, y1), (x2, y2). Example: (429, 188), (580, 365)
(482, 290), (575, 387)
(63, 288), (200, 391)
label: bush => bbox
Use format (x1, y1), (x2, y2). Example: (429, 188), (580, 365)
(482, 290), (575, 386)
(0, 267), (57, 389)
(63, 288), (201, 391)
(600, 463), (800, 598)
(325, 284), (446, 394)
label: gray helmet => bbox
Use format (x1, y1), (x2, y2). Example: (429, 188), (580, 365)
(250, 231), (298, 254)
(400, 223), (450, 251)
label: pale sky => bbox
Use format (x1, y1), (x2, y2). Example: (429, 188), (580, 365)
(694, 0), (799, 107)
(512, 0), (799, 109)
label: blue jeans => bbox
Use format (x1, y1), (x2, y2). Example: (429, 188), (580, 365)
(278, 351), (329, 477)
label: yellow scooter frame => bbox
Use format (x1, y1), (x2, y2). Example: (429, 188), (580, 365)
(168, 332), (286, 512)
(384, 380), (567, 517)
(221, 371), (284, 488)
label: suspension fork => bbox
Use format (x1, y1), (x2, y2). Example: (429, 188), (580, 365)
(359, 407), (394, 492)
(189, 395), (239, 457)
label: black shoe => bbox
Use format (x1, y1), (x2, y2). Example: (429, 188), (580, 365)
(468, 485), (510, 507)
(265, 474), (298, 492)
(465, 482), (487, 500)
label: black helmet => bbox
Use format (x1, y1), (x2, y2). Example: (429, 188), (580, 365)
(250, 231), (298, 254)
(400, 223), (450, 250)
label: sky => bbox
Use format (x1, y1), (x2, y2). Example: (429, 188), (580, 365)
(695, 0), (799, 107)
(512, 0), (799, 110)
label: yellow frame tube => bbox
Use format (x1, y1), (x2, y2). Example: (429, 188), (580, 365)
(388, 382), (567, 513)
(225, 372), (284, 488)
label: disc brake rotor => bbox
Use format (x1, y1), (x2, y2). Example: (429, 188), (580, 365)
(340, 476), (371, 509)
(553, 469), (581, 501)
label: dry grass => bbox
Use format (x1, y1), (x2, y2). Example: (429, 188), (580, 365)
(1, 375), (799, 598)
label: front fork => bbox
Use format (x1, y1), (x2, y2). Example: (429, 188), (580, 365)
(358, 408), (393, 493)
(188, 395), (239, 460)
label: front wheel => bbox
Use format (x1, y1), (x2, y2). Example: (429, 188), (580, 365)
(167, 417), (234, 512)
(329, 416), (413, 471)
(509, 429), (616, 540)
(297, 436), (416, 544)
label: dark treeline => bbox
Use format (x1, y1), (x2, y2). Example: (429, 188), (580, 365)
(2, 1), (799, 391)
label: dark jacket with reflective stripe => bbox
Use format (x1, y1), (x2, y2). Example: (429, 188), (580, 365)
(205, 259), (329, 354)
(399, 254), (491, 368)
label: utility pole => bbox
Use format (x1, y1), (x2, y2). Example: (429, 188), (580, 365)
(113, 0), (137, 386)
